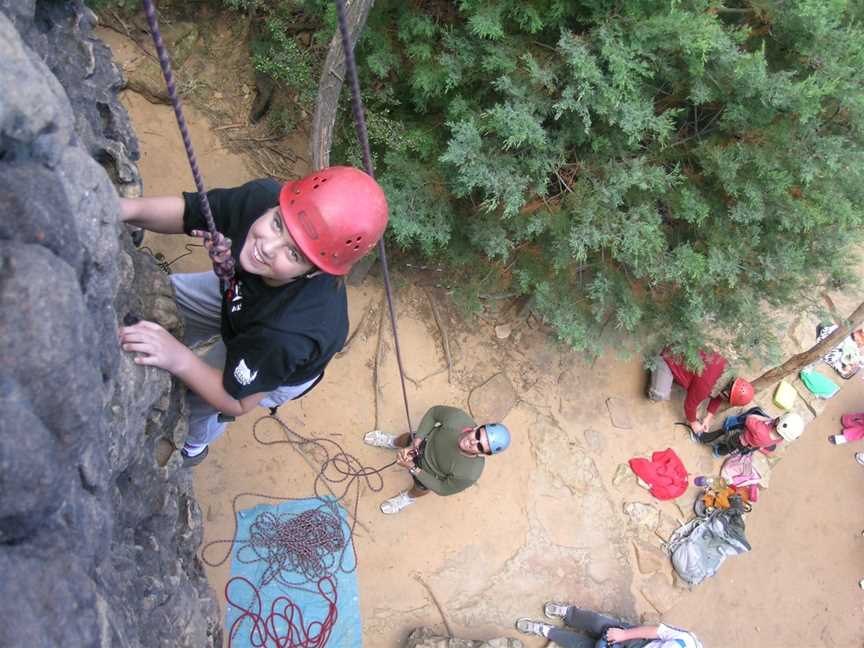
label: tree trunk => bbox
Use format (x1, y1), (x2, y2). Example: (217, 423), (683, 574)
(749, 300), (864, 393)
(309, 0), (375, 170)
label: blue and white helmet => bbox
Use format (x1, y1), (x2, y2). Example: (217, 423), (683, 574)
(484, 423), (511, 454)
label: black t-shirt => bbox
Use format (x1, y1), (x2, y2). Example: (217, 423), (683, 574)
(182, 179), (349, 399)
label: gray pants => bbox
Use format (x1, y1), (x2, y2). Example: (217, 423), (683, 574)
(171, 272), (319, 449)
(647, 354), (673, 401)
(547, 607), (647, 648)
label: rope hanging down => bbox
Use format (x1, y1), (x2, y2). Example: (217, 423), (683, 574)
(141, 0), (235, 284)
(333, 0), (414, 433)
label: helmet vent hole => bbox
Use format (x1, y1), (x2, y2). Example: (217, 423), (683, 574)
(345, 239), (352, 245)
(290, 199), (295, 205)
(321, 178), (328, 182)
(355, 236), (362, 241)
(313, 184), (319, 189)
(320, 251), (326, 257)
(353, 245), (360, 251)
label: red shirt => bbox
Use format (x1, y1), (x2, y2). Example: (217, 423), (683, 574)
(662, 349), (726, 422)
(741, 415), (782, 449)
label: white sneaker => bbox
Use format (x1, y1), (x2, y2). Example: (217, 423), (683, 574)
(364, 430), (398, 449)
(380, 491), (414, 514)
(855, 452), (864, 466)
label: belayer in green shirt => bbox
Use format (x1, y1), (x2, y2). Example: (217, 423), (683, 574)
(364, 405), (511, 514)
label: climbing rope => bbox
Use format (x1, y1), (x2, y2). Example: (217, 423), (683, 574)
(334, 0), (414, 433)
(141, 0), (234, 285)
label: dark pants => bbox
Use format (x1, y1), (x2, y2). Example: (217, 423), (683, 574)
(697, 429), (746, 456)
(546, 608), (648, 648)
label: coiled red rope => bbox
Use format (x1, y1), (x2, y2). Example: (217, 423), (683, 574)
(226, 575), (338, 648)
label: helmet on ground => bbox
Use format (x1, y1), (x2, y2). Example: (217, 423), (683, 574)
(728, 377), (754, 407)
(776, 412), (804, 441)
(483, 423), (511, 455)
(279, 166), (388, 275)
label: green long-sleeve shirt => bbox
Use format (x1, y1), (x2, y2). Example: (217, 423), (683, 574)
(413, 405), (484, 496)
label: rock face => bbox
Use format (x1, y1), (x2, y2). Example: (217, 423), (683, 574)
(0, 2), (220, 647)
(406, 627), (525, 648)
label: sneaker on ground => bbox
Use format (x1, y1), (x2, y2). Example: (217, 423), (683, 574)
(830, 434), (847, 445)
(380, 491), (414, 515)
(543, 602), (571, 619)
(364, 430), (398, 449)
(515, 618), (552, 637)
(855, 452), (864, 466)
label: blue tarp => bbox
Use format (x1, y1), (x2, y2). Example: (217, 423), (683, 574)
(225, 497), (362, 647)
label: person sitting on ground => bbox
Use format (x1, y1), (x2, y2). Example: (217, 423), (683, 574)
(516, 601), (702, 648)
(364, 405), (510, 514)
(697, 410), (804, 457)
(648, 348), (754, 433)
(118, 167), (388, 467)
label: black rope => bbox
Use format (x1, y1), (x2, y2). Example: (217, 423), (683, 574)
(333, 0), (414, 433)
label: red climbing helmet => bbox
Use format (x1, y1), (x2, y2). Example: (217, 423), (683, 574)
(278, 166), (388, 275)
(728, 377), (754, 407)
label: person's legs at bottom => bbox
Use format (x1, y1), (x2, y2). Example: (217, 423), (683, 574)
(696, 429), (726, 444)
(563, 608), (630, 638)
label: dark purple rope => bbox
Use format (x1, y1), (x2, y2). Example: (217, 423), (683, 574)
(334, 0), (413, 433)
(141, 0), (235, 285)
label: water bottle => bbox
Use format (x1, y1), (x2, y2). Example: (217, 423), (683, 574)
(694, 475), (726, 489)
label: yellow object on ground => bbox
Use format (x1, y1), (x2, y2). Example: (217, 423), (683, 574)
(773, 380), (797, 410)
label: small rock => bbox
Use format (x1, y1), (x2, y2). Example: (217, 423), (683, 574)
(606, 397), (632, 429)
(494, 323), (511, 339)
(623, 502), (659, 531)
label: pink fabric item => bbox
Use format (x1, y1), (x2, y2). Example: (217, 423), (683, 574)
(721, 453), (761, 487)
(741, 415), (782, 449)
(628, 448), (689, 500)
(839, 425), (864, 442)
(841, 412), (864, 428)
(661, 349), (727, 422)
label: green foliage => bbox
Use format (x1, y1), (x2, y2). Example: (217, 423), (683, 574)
(331, 0), (864, 365)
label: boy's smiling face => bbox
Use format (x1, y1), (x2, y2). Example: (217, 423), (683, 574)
(239, 206), (315, 286)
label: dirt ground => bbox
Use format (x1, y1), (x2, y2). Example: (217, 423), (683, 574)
(98, 22), (864, 648)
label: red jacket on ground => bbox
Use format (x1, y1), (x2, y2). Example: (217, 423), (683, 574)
(661, 349), (726, 422)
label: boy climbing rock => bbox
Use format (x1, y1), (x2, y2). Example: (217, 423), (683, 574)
(119, 167), (387, 466)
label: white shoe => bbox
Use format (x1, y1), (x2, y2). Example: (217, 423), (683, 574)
(380, 491), (414, 514)
(364, 430), (398, 449)
(855, 452), (864, 466)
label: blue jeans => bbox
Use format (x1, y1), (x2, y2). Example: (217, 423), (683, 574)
(171, 272), (319, 448)
(547, 607), (647, 648)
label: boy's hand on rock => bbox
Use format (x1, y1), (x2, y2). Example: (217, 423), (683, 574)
(119, 320), (189, 373)
(605, 627), (627, 643)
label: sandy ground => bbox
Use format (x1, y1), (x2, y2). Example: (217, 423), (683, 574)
(98, 23), (864, 648)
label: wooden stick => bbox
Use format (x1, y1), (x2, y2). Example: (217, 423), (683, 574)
(424, 288), (453, 384)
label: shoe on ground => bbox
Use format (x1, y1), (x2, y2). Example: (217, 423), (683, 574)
(515, 618), (552, 637)
(829, 434), (847, 445)
(181, 445), (209, 468)
(364, 430), (398, 449)
(855, 452), (864, 466)
(380, 491), (414, 514)
(543, 601), (570, 619)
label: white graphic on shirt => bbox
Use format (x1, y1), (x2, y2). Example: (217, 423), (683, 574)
(233, 359), (258, 386)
